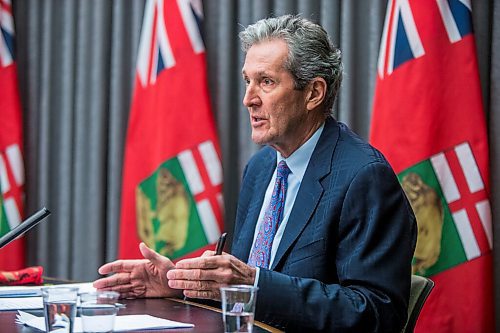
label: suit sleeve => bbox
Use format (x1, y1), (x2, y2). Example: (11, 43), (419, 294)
(254, 162), (417, 333)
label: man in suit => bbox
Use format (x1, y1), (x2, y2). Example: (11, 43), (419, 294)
(94, 15), (416, 332)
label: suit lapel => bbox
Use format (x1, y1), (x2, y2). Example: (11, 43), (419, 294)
(233, 150), (276, 262)
(271, 118), (339, 270)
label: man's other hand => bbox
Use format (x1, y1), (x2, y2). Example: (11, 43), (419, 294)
(93, 242), (182, 299)
(166, 251), (256, 300)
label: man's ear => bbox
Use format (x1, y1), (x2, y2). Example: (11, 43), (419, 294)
(306, 78), (327, 111)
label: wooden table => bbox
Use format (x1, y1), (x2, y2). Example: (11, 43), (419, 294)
(1, 296), (282, 332)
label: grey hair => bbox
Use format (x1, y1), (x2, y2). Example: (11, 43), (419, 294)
(239, 15), (343, 115)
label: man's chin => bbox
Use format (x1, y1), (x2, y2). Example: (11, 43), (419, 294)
(251, 133), (269, 146)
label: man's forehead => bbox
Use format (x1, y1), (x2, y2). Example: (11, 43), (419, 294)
(248, 40), (287, 57)
(242, 40), (288, 75)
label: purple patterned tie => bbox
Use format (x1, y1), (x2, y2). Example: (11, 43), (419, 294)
(248, 160), (291, 268)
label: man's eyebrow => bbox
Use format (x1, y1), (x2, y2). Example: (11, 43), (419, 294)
(241, 70), (274, 77)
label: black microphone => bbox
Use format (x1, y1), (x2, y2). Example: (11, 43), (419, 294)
(0, 207), (51, 249)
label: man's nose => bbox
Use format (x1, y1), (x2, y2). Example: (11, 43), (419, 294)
(243, 83), (261, 107)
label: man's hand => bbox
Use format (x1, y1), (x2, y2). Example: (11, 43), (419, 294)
(166, 251), (256, 300)
(93, 242), (182, 299)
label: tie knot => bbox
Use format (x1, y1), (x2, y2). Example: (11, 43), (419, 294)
(277, 160), (291, 179)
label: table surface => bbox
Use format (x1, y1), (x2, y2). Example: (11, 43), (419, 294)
(1, 296), (282, 333)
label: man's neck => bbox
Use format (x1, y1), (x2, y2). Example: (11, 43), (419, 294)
(272, 116), (326, 158)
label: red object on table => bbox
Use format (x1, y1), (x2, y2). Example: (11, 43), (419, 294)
(0, 266), (43, 285)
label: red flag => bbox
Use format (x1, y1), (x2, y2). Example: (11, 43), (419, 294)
(370, 0), (493, 332)
(0, 0), (26, 270)
(119, 0), (224, 260)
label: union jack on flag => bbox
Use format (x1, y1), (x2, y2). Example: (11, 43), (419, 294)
(0, 0), (15, 67)
(136, 0), (205, 87)
(377, 0), (472, 78)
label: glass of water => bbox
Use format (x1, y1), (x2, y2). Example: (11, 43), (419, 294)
(42, 286), (79, 333)
(220, 285), (258, 333)
(80, 291), (120, 333)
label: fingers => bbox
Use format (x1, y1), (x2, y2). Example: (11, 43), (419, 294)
(96, 283), (133, 295)
(183, 289), (220, 300)
(94, 272), (148, 299)
(201, 250), (215, 257)
(175, 255), (226, 269)
(139, 242), (173, 270)
(201, 250), (229, 257)
(97, 262), (119, 275)
(97, 284), (145, 299)
(93, 272), (132, 289)
(98, 259), (148, 275)
(171, 277), (221, 300)
(166, 254), (248, 302)
(169, 254), (256, 287)
(168, 278), (219, 291)
(139, 242), (158, 260)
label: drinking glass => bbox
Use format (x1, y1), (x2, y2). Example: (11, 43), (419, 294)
(220, 285), (258, 333)
(80, 291), (120, 333)
(42, 286), (79, 333)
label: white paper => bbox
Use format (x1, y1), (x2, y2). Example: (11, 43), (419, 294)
(0, 285), (42, 297)
(16, 310), (194, 331)
(0, 297), (42, 310)
(0, 282), (96, 311)
(0, 282), (95, 298)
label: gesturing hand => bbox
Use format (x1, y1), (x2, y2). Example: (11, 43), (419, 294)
(93, 242), (182, 299)
(166, 251), (256, 300)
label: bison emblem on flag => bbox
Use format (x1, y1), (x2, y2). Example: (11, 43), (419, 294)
(399, 142), (492, 276)
(135, 140), (223, 260)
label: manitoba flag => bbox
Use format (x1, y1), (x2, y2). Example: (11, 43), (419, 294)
(0, 0), (26, 270)
(119, 0), (223, 260)
(370, 0), (493, 332)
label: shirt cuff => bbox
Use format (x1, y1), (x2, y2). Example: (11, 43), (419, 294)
(253, 267), (260, 288)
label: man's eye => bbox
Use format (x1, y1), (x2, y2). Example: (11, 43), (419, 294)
(243, 78), (250, 85)
(263, 78), (273, 85)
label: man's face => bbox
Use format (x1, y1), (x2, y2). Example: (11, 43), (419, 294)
(241, 39), (310, 156)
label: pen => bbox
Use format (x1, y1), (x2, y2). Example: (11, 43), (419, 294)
(215, 232), (227, 255)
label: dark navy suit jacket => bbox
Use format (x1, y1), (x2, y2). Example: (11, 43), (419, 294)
(231, 117), (417, 332)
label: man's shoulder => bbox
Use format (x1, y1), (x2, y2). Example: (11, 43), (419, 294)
(334, 121), (388, 166)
